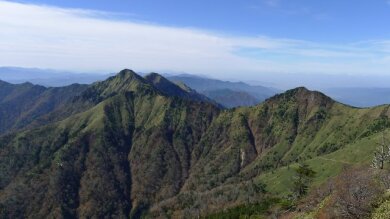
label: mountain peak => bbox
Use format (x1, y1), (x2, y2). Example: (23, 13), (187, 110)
(268, 86), (334, 106)
(144, 72), (195, 97)
(292, 86), (309, 92)
(117, 69), (143, 80)
(101, 69), (150, 91)
(76, 69), (156, 104)
(144, 72), (221, 107)
(144, 72), (167, 84)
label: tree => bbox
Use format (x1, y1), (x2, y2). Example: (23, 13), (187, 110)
(292, 163), (316, 198)
(297, 166), (384, 219)
(333, 167), (383, 219)
(372, 132), (390, 169)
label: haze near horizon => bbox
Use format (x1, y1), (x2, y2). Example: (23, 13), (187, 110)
(0, 0), (390, 81)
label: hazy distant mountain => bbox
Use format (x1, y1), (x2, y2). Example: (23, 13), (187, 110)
(0, 67), (274, 108)
(244, 72), (390, 90)
(3, 67), (390, 108)
(144, 73), (220, 106)
(323, 87), (390, 107)
(0, 67), (111, 86)
(202, 89), (260, 108)
(167, 74), (279, 108)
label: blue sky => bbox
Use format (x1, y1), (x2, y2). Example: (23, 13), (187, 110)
(12, 0), (390, 42)
(1, 0), (390, 78)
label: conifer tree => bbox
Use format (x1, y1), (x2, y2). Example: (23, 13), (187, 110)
(292, 163), (316, 198)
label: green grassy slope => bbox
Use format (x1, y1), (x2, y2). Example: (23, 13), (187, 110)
(260, 132), (382, 195)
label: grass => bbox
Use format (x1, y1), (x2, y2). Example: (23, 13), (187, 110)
(259, 131), (383, 195)
(204, 197), (280, 219)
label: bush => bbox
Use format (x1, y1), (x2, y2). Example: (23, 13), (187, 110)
(372, 200), (390, 219)
(320, 167), (384, 219)
(290, 166), (386, 219)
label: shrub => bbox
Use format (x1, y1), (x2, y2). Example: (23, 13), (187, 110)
(291, 166), (386, 219)
(372, 199), (390, 219)
(322, 166), (383, 218)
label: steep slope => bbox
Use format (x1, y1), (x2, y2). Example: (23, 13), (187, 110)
(167, 87), (338, 195)
(0, 70), (220, 218)
(0, 70), (160, 134)
(0, 80), (87, 134)
(150, 87), (390, 217)
(184, 87), (382, 190)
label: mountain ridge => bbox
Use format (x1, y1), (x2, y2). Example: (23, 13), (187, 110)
(167, 74), (279, 107)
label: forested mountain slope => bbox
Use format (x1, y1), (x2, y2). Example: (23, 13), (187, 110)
(0, 70), (219, 218)
(1, 70), (389, 218)
(150, 86), (390, 217)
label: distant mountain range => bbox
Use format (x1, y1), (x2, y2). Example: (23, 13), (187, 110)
(0, 69), (389, 218)
(167, 74), (280, 108)
(0, 67), (111, 86)
(322, 87), (390, 108)
(0, 67), (279, 108)
(201, 89), (260, 108)
(2, 67), (390, 108)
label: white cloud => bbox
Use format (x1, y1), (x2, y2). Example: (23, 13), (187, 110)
(0, 0), (389, 79)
